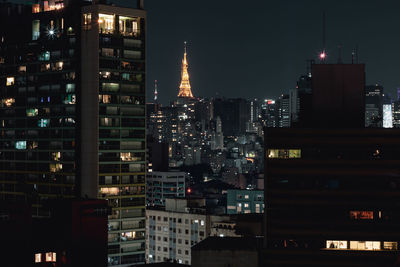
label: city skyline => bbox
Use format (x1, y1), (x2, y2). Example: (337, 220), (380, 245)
(139, 0), (400, 104)
(10, 0), (400, 104)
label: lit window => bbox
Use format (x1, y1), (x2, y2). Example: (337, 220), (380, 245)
(1, 98), (15, 107)
(98, 14), (114, 34)
(51, 152), (61, 161)
(100, 187), (119, 196)
(66, 83), (75, 93)
(6, 77), (14, 86)
(350, 211), (373, 220)
(200, 220), (204, 226)
(19, 66), (26, 73)
(32, 4), (40, 13)
(350, 241), (380, 250)
(32, 20), (40, 40)
(244, 203), (249, 208)
(49, 163), (62, 172)
(121, 152), (133, 161)
(245, 195), (249, 199)
(38, 119), (50, 128)
(38, 51), (50, 61)
(268, 149), (301, 159)
(15, 141), (27, 150)
(26, 108), (38, 117)
(119, 16), (139, 36)
(63, 94), (76, 104)
(83, 13), (92, 29)
(326, 240), (348, 249)
(45, 252), (56, 262)
(383, 242), (398, 250)
(35, 253), (41, 263)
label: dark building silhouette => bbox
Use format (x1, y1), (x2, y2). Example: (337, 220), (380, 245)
(147, 135), (169, 172)
(213, 98), (250, 136)
(311, 64), (365, 128)
(264, 63), (400, 267)
(1, 199), (108, 267)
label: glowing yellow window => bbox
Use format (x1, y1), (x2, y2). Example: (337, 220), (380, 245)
(49, 163), (62, 172)
(35, 253), (41, 263)
(268, 149), (301, 159)
(6, 77), (14, 86)
(98, 14), (114, 34)
(326, 240), (347, 249)
(45, 252), (56, 262)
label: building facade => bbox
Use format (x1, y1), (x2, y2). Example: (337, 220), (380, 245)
(146, 198), (229, 265)
(146, 171), (186, 206)
(263, 64), (400, 266)
(0, 1), (146, 265)
(226, 189), (264, 214)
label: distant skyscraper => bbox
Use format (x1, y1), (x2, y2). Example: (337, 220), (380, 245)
(277, 94), (290, 127)
(383, 94), (393, 128)
(177, 41), (194, 98)
(365, 85), (383, 127)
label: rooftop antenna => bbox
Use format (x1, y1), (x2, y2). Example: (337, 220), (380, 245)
(306, 59), (315, 77)
(154, 80), (158, 102)
(337, 44), (343, 64)
(355, 44), (359, 64)
(319, 11), (327, 62)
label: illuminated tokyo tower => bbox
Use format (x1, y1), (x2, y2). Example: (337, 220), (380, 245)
(177, 41), (194, 98)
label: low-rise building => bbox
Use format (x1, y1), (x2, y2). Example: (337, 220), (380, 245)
(146, 198), (229, 265)
(226, 189), (264, 214)
(146, 171), (186, 206)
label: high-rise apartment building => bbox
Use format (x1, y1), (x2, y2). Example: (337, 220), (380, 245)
(0, 0), (146, 265)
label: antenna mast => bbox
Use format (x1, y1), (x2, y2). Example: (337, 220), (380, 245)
(154, 80), (158, 102)
(319, 11), (327, 62)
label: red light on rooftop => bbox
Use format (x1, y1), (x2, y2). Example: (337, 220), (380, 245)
(319, 51), (326, 60)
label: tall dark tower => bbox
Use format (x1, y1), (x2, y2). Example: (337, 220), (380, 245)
(263, 63), (400, 267)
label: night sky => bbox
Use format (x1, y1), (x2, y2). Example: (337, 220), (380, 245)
(13, 0), (400, 104)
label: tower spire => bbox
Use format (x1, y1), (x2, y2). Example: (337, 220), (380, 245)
(178, 41), (194, 98)
(154, 79), (158, 102)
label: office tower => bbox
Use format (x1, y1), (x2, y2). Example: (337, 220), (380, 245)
(261, 99), (277, 128)
(290, 74), (312, 127)
(213, 98), (250, 136)
(365, 85), (383, 127)
(250, 98), (261, 122)
(211, 116), (224, 150)
(264, 64), (400, 266)
(383, 94), (393, 128)
(276, 94), (290, 127)
(147, 135), (169, 172)
(0, 1), (146, 265)
(146, 171), (186, 206)
(146, 198), (229, 265)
